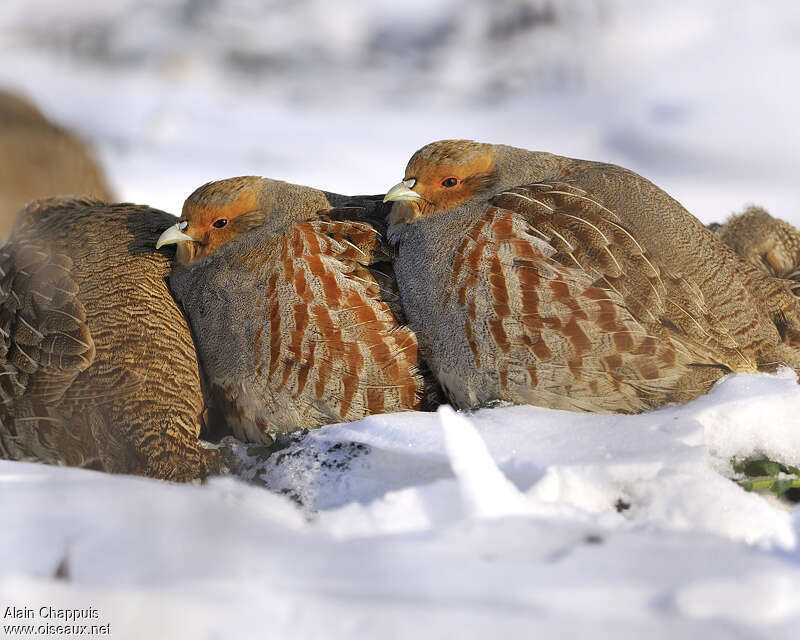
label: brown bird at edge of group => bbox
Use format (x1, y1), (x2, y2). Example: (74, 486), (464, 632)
(0, 89), (114, 237)
(383, 139), (800, 413)
(0, 197), (223, 480)
(157, 176), (440, 445)
(711, 205), (800, 288)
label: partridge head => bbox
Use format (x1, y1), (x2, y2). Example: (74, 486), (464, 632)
(385, 139), (800, 412)
(384, 139), (500, 226)
(160, 177), (438, 444)
(157, 176), (325, 264)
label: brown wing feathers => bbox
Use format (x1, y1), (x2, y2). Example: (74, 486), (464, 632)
(448, 203), (687, 411)
(0, 198), (222, 480)
(491, 182), (749, 370)
(264, 216), (423, 421)
(0, 239), (95, 406)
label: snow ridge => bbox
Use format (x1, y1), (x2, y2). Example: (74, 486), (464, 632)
(439, 405), (532, 518)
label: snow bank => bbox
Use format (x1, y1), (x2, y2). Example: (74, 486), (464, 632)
(4, 373), (798, 637)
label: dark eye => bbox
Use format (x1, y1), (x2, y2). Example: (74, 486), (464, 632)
(212, 219), (228, 229)
(440, 176), (461, 188)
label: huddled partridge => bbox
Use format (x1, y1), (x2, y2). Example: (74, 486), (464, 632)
(712, 206), (800, 286)
(158, 176), (437, 444)
(384, 139), (800, 412)
(0, 89), (113, 236)
(0, 197), (222, 480)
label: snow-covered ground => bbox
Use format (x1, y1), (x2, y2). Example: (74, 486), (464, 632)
(3, 372), (800, 638)
(2, 1), (800, 638)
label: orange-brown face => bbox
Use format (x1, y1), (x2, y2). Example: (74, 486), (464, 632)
(384, 142), (497, 225)
(156, 183), (266, 265)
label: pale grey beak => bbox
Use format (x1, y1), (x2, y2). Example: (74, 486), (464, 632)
(156, 223), (195, 249)
(383, 182), (423, 203)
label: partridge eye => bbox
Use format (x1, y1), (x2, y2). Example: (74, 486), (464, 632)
(212, 219), (229, 229)
(440, 176), (461, 188)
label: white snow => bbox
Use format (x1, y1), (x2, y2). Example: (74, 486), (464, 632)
(439, 405), (533, 519)
(4, 374), (800, 638)
(2, 1), (800, 637)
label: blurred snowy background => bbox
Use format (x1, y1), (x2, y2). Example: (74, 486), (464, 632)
(3, 2), (800, 638)
(1, 0), (799, 222)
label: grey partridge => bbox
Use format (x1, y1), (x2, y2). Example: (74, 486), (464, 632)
(384, 139), (800, 412)
(158, 176), (436, 445)
(712, 206), (800, 286)
(0, 197), (222, 480)
(0, 89), (113, 237)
